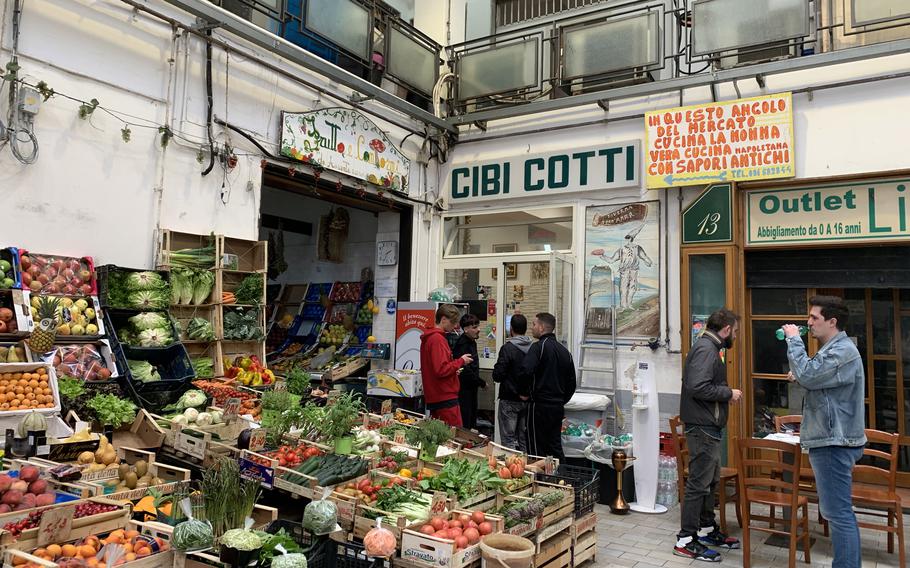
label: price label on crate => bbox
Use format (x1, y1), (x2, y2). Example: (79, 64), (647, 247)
(37, 505), (74, 546)
(430, 491), (447, 515)
(273, 381), (287, 392)
(393, 430), (406, 445)
(362, 412), (371, 428)
(224, 398), (242, 422)
(381, 399), (393, 415)
(239, 457), (274, 489)
(250, 429), (267, 452)
(381, 413), (394, 428)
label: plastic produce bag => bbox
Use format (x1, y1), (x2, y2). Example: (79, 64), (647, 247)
(302, 489), (341, 535)
(363, 517), (396, 558)
(428, 284), (459, 302)
(271, 544), (308, 568)
(172, 499), (214, 551)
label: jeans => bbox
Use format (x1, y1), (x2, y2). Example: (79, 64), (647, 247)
(678, 427), (722, 538)
(498, 400), (527, 451)
(809, 445), (865, 568)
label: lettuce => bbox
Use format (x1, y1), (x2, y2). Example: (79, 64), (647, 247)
(138, 327), (173, 347)
(129, 312), (169, 331)
(128, 290), (170, 310)
(192, 271), (215, 305)
(127, 271), (166, 291)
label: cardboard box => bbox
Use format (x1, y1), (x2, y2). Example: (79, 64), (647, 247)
(0, 289), (34, 337)
(0, 362), (61, 416)
(367, 369), (423, 398)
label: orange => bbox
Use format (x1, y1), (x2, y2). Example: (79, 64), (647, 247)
(85, 557), (99, 568)
(33, 549), (47, 559)
(125, 530), (139, 539)
(47, 544), (62, 558)
(12, 373), (21, 380)
(125, 553), (136, 562)
(11, 553), (26, 566)
(61, 544), (77, 558)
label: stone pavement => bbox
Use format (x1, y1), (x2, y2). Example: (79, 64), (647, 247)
(592, 501), (908, 567)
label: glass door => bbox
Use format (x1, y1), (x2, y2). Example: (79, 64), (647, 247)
(550, 253), (574, 348)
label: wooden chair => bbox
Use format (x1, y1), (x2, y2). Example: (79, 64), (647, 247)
(668, 416), (741, 533)
(771, 414), (825, 531)
(835, 429), (904, 568)
(736, 437), (812, 568)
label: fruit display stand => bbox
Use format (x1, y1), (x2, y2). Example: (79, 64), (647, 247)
(0, 496), (128, 550)
(215, 235), (267, 379)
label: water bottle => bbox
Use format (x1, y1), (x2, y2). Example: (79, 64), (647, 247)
(775, 325), (808, 340)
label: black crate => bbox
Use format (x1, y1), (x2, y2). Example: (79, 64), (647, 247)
(95, 265), (170, 310)
(535, 463), (600, 518)
(262, 520), (334, 568)
(329, 541), (388, 568)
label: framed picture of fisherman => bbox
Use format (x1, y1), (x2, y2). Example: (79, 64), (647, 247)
(584, 202), (661, 338)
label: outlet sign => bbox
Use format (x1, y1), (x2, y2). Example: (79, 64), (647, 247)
(448, 141), (640, 203)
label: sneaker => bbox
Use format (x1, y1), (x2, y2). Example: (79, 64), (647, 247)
(699, 529), (741, 550)
(674, 539), (722, 562)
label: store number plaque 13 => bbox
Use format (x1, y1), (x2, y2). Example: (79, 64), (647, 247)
(682, 183), (733, 244)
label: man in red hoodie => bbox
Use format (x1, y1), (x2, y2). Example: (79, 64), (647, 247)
(420, 304), (473, 426)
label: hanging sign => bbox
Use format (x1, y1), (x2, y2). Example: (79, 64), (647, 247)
(280, 108), (411, 190)
(645, 93), (794, 189)
(746, 178), (910, 247)
(447, 142), (640, 203)
(682, 184), (733, 244)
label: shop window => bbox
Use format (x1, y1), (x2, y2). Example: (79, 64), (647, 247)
(443, 208), (573, 256)
(872, 289), (895, 355)
(752, 320), (806, 375)
(753, 377), (803, 436)
(750, 288), (806, 316)
(873, 360), (898, 432)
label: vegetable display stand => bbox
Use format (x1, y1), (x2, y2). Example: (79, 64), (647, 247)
(400, 511), (505, 568)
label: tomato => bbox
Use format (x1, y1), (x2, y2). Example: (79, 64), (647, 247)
(458, 513), (471, 525)
(454, 536), (468, 550)
(478, 522), (493, 535)
(420, 525), (436, 536)
(447, 520), (462, 529)
(430, 517), (446, 531)
(471, 511), (485, 525)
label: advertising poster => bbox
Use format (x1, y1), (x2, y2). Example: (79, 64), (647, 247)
(645, 92), (794, 188)
(394, 302), (436, 370)
(584, 202), (661, 338)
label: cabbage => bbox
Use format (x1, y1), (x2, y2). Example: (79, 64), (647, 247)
(165, 389), (208, 412)
(129, 312), (169, 331)
(210, 410), (223, 424)
(138, 327), (173, 347)
(195, 412), (214, 426)
(127, 272), (166, 291)
(192, 271), (215, 305)
(128, 290), (169, 310)
(302, 499), (338, 535)
(272, 554), (308, 568)
(128, 360), (160, 383)
(184, 408), (200, 422)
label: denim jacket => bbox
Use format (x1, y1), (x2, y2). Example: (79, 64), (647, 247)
(786, 331), (867, 449)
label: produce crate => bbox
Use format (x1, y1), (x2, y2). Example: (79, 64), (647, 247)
(535, 532), (572, 568)
(218, 236), (267, 273)
(0, 341), (33, 363)
(0, 361), (61, 416)
(534, 464), (599, 519)
(31, 294), (106, 341)
(17, 250), (97, 296)
(0, 247), (22, 290)
(219, 304), (267, 342)
(95, 265), (171, 311)
(105, 309), (180, 353)
(264, 519), (336, 568)
(571, 524), (596, 568)
(0, 289), (32, 337)
(329, 539), (386, 568)
(302, 303), (327, 321)
(0, 496), (129, 549)
(114, 341), (195, 393)
(305, 283), (333, 303)
(327, 356), (369, 382)
(157, 230), (219, 271)
(400, 511), (504, 568)
(43, 340), (120, 381)
(329, 282), (363, 304)
(219, 341), (267, 377)
(169, 304), (219, 344)
(219, 271), (266, 307)
(184, 343), (218, 378)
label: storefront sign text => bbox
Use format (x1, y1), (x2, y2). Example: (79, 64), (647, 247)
(280, 108), (411, 191)
(448, 142), (640, 203)
(645, 93), (794, 189)
(682, 184), (733, 244)
(747, 179), (910, 246)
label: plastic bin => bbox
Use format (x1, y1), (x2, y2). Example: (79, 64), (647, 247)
(95, 264), (170, 310)
(17, 250), (97, 296)
(263, 520), (334, 568)
(305, 283), (333, 303)
(0, 247), (22, 290)
(328, 540), (388, 568)
(535, 463), (600, 518)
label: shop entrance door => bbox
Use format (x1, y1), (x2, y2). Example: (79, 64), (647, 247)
(746, 287), (910, 487)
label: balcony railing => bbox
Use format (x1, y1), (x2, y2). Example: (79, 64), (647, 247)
(209, 0), (440, 109)
(448, 0), (910, 117)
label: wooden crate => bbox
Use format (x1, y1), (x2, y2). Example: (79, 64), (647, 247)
(535, 532), (572, 568)
(218, 236), (268, 273)
(169, 304), (220, 344)
(219, 339), (267, 376)
(327, 356), (369, 382)
(569, 512), (596, 544)
(219, 270), (267, 306)
(571, 530), (596, 568)
(0, 497), (130, 550)
(157, 230), (219, 271)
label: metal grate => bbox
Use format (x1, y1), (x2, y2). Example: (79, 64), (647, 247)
(495, 0), (607, 27)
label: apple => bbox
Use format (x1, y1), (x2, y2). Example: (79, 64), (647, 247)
(29, 281), (42, 292)
(80, 284), (93, 296)
(46, 267), (58, 279)
(46, 284), (59, 294)
(63, 284), (76, 295)
(27, 266), (40, 278)
(53, 276), (67, 287)
(62, 268), (75, 280)
(21, 273), (31, 286)
(37, 274), (49, 285)
(67, 259), (81, 271)
(78, 269), (92, 282)
(19, 256), (31, 270)
(34, 256), (49, 267)
(51, 259), (65, 271)
(69, 277), (83, 288)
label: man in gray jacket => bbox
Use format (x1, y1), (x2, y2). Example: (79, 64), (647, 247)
(674, 308), (742, 562)
(492, 314), (533, 450)
(784, 296), (866, 568)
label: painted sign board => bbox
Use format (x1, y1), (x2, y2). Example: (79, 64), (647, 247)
(394, 302), (436, 370)
(746, 178), (910, 246)
(447, 142), (640, 203)
(280, 108), (410, 190)
(682, 183), (733, 244)
(645, 93), (794, 189)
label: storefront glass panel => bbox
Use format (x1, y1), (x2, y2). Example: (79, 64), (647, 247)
(873, 359), (899, 432)
(871, 288), (895, 355)
(750, 288), (806, 315)
(753, 377), (803, 435)
(752, 319), (807, 375)
(443, 208), (573, 256)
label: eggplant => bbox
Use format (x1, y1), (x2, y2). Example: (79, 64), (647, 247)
(237, 428), (252, 450)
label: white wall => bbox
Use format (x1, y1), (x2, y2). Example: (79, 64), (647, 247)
(0, 0), (435, 275)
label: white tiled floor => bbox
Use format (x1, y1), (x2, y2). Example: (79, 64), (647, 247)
(592, 501), (908, 567)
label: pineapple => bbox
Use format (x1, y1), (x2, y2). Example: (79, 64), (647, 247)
(28, 296), (61, 353)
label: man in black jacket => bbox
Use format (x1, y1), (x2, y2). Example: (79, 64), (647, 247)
(674, 308), (743, 563)
(453, 314), (484, 429)
(520, 312), (576, 459)
(492, 314), (533, 451)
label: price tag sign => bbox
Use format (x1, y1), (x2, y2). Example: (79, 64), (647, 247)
(250, 429), (267, 452)
(239, 457), (274, 489)
(362, 413), (371, 428)
(381, 413), (394, 428)
(543, 456), (557, 475)
(273, 381), (287, 392)
(393, 431), (406, 445)
(381, 399), (392, 415)
(224, 398), (241, 422)
(430, 491), (447, 515)
(38, 505), (74, 546)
